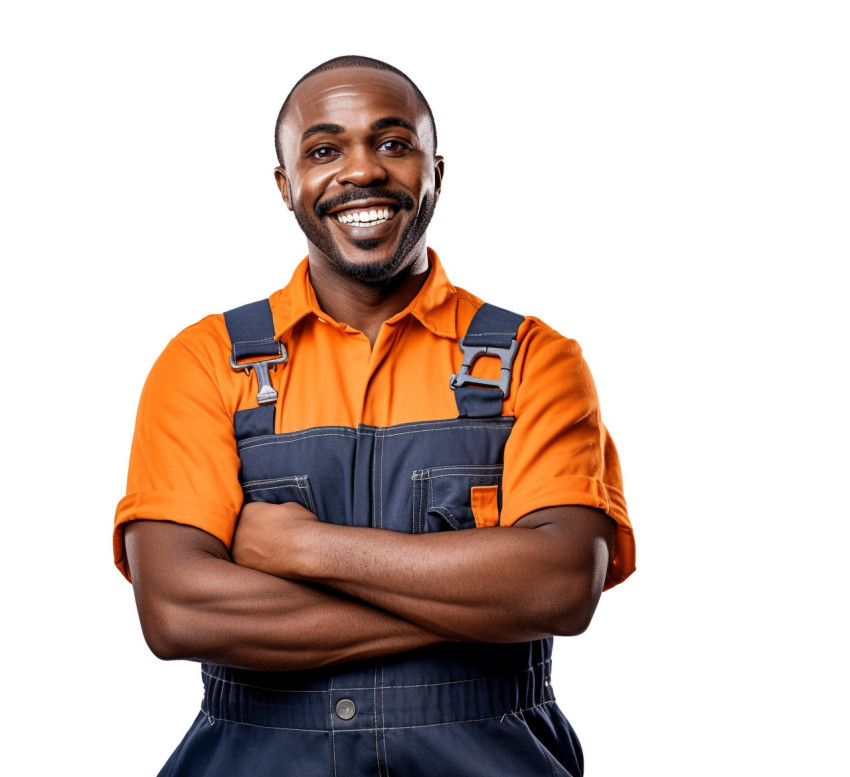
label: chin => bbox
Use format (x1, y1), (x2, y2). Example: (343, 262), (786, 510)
(330, 251), (410, 284)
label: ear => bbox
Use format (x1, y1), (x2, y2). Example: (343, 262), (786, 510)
(274, 166), (294, 211)
(433, 156), (445, 201)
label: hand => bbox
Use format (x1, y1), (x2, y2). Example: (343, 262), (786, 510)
(231, 501), (320, 578)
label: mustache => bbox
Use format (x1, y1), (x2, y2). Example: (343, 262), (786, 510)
(315, 188), (415, 220)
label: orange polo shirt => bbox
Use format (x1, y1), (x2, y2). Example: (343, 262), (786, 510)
(114, 250), (634, 588)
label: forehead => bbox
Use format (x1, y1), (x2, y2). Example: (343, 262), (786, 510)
(282, 67), (432, 147)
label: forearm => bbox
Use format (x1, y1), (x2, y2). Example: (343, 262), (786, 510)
(125, 520), (443, 671)
(248, 506), (614, 643)
(295, 526), (591, 641)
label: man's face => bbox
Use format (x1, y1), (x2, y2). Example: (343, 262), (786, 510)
(276, 67), (443, 284)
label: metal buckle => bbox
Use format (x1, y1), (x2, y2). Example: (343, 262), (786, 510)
(229, 342), (288, 406)
(449, 340), (518, 398)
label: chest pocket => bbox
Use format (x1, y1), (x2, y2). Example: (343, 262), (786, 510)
(412, 464), (503, 534)
(241, 475), (318, 514)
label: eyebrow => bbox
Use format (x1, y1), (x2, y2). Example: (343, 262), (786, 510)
(300, 123), (344, 142)
(371, 117), (417, 134)
(300, 117), (418, 144)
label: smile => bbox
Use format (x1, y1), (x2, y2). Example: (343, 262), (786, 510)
(335, 207), (395, 227)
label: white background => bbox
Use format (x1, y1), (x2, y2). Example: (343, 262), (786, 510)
(2, 1), (848, 774)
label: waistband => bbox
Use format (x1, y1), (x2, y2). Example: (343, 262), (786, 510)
(201, 641), (555, 732)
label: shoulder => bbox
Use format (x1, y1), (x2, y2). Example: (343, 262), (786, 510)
(148, 313), (232, 394)
(449, 286), (589, 408)
(160, 288), (284, 372)
(453, 282), (580, 349)
(518, 315), (585, 364)
(453, 283), (586, 371)
(143, 296), (275, 417)
(170, 312), (231, 362)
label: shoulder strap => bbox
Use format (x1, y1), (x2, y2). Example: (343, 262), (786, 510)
(223, 299), (285, 439)
(450, 303), (525, 418)
(224, 299), (280, 359)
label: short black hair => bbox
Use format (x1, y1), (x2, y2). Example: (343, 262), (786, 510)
(274, 55), (438, 167)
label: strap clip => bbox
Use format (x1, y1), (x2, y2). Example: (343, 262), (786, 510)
(229, 341), (288, 406)
(449, 340), (519, 398)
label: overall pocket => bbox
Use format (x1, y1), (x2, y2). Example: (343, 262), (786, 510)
(241, 475), (317, 513)
(411, 465), (503, 534)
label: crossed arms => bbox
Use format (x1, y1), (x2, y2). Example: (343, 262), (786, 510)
(125, 502), (615, 672)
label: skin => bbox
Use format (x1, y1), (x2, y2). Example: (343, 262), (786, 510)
(274, 67), (445, 345)
(231, 502), (615, 643)
(126, 66), (617, 671)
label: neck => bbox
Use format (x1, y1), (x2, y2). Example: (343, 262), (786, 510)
(307, 244), (430, 347)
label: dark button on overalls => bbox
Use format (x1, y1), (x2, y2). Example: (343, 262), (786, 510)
(158, 302), (584, 777)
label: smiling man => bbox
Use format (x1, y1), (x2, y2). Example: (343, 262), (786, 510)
(115, 55), (635, 777)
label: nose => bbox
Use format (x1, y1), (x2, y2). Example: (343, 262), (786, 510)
(335, 144), (388, 187)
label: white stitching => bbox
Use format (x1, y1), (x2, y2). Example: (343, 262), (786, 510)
(380, 665), (388, 774)
(239, 431), (356, 451)
(382, 423), (513, 439)
(238, 419), (515, 449)
(416, 464), (504, 474)
(242, 483), (311, 494)
(239, 423), (514, 450)
(231, 336), (277, 345)
(241, 476), (305, 487)
(416, 472), (503, 482)
(330, 676), (337, 777)
(377, 429), (384, 529)
(200, 664), (550, 693)
(201, 669), (325, 693)
(187, 700), (558, 733)
(369, 429), (375, 529)
(373, 668), (381, 777)
(415, 475), (423, 534)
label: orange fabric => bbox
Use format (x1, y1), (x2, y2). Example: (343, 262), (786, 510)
(471, 486), (501, 528)
(114, 249), (635, 588)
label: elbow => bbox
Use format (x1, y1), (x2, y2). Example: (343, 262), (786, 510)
(544, 577), (604, 638)
(141, 624), (185, 662)
(549, 600), (596, 637)
(136, 598), (202, 662)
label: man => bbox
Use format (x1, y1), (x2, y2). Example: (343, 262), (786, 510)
(115, 55), (635, 776)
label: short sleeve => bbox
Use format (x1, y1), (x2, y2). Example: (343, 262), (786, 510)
(500, 322), (635, 589)
(113, 318), (244, 581)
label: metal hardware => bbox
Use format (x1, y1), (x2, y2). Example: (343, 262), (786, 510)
(449, 339), (519, 398)
(335, 698), (356, 720)
(229, 342), (288, 406)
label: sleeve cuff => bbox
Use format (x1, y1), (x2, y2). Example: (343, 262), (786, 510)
(500, 475), (635, 589)
(113, 489), (240, 581)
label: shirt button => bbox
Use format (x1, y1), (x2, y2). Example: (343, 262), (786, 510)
(335, 699), (356, 720)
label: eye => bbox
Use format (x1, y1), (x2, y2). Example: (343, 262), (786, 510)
(378, 139), (410, 155)
(309, 145), (340, 161)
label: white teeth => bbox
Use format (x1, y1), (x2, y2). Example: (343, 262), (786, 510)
(335, 207), (395, 226)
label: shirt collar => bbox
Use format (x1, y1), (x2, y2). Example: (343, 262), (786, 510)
(269, 248), (459, 340)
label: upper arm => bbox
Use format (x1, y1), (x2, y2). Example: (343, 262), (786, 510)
(125, 519), (230, 587)
(124, 520), (232, 658)
(113, 321), (244, 581)
(515, 504), (617, 580)
(514, 505), (618, 635)
(501, 324), (635, 589)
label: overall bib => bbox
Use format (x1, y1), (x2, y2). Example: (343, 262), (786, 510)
(158, 301), (584, 777)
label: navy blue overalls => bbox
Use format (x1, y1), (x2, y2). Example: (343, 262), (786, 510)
(158, 301), (584, 777)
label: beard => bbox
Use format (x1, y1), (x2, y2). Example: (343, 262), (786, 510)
(293, 187), (437, 284)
